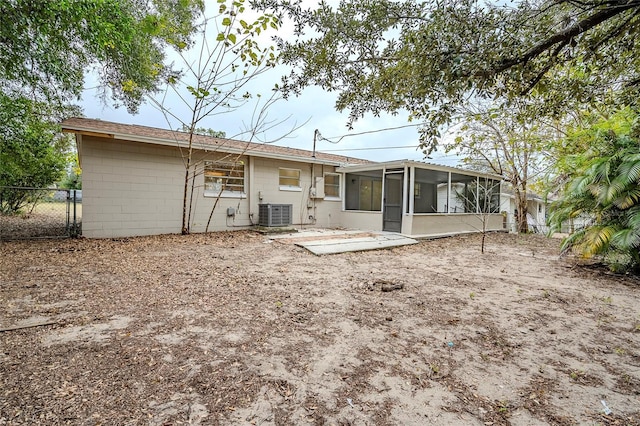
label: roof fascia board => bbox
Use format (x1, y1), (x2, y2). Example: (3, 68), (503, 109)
(62, 128), (114, 138)
(336, 160), (408, 173)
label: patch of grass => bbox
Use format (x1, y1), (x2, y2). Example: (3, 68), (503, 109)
(569, 370), (584, 381)
(496, 400), (510, 414)
(567, 369), (603, 386)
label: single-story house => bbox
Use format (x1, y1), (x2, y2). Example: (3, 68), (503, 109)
(61, 118), (506, 238)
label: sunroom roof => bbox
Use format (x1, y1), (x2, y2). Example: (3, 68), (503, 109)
(336, 160), (503, 181)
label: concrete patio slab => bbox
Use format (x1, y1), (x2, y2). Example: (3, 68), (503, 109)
(268, 229), (419, 255)
(267, 229), (367, 240)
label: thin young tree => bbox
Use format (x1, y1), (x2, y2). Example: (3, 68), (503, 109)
(150, 0), (300, 234)
(452, 176), (502, 252)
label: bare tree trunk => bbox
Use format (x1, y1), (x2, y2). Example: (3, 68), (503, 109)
(181, 167), (190, 234)
(188, 165), (197, 232)
(205, 193), (223, 233)
(515, 190), (529, 233)
(181, 132), (194, 235)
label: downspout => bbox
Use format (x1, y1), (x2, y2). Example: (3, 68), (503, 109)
(308, 129), (319, 225)
(308, 162), (317, 225)
(402, 163), (409, 214)
(248, 157), (254, 225)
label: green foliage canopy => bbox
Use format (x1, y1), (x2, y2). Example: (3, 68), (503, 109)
(0, 0), (204, 112)
(265, 0), (640, 153)
(449, 100), (555, 232)
(548, 110), (640, 273)
(0, 93), (72, 213)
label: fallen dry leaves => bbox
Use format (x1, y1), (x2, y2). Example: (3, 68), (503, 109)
(1, 231), (639, 425)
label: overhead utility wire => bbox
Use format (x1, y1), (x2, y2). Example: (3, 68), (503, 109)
(319, 145), (419, 152)
(316, 123), (424, 144)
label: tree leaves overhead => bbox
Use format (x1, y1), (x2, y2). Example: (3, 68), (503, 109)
(0, 0), (204, 112)
(0, 93), (75, 213)
(262, 0), (640, 152)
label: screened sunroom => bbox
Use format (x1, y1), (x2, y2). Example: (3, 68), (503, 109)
(336, 161), (504, 236)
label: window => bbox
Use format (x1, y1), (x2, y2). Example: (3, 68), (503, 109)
(478, 178), (501, 213)
(324, 173), (340, 199)
(279, 168), (301, 190)
(414, 183), (421, 199)
(204, 160), (245, 197)
(413, 168), (449, 213)
(360, 178), (382, 211)
(345, 172), (382, 211)
(450, 173), (477, 213)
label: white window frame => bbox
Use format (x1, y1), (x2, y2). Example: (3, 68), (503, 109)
(323, 172), (341, 200)
(279, 167), (302, 192)
(203, 160), (246, 198)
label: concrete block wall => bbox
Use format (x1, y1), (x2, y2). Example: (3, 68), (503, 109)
(80, 136), (346, 237)
(81, 137), (251, 237)
(81, 136), (182, 237)
(339, 211), (383, 232)
(251, 158), (343, 228)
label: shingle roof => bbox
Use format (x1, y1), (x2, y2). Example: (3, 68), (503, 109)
(61, 117), (372, 166)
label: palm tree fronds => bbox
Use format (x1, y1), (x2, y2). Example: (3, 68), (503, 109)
(583, 225), (618, 256)
(611, 227), (640, 251)
(549, 111), (640, 273)
(613, 186), (640, 209)
(617, 158), (640, 184)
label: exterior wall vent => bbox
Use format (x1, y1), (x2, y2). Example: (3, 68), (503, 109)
(258, 204), (293, 227)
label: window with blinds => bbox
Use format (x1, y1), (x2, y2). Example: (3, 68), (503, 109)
(204, 160), (245, 196)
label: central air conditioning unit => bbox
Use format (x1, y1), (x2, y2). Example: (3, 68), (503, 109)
(258, 204), (293, 227)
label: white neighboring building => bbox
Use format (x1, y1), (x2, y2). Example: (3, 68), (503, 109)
(500, 189), (548, 233)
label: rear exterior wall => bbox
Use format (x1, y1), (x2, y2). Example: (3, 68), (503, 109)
(79, 136), (344, 238)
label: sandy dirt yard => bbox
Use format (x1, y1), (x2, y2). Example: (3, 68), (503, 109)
(1, 231), (639, 425)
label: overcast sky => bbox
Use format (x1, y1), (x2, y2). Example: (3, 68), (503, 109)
(80, 3), (461, 166)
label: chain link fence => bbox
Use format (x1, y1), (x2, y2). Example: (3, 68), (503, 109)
(0, 187), (81, 240)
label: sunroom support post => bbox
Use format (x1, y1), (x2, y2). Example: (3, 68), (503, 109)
(447, 172), (452, 213)
(405, 165), (412, 214)
(476, 177), (480, 213)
